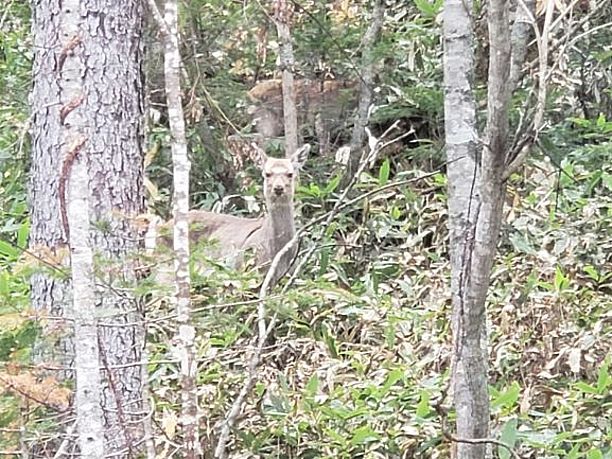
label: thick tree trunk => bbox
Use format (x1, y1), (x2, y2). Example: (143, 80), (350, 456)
(30, 1), (147, 455)
(30, 0), (72, 372)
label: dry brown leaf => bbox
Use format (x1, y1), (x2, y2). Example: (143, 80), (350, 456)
(0, 371), (71, 410)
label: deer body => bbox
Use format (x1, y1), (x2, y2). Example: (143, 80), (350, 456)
(150, 144), (309, 287)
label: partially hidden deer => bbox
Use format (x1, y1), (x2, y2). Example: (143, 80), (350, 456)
(147, 143), (310, 288)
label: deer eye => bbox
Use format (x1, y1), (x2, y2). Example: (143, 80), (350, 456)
(265, 172), (272, 178)
(286, 172), (294, 178)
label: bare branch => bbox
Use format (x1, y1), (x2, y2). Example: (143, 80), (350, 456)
(505, 0), (555, 179)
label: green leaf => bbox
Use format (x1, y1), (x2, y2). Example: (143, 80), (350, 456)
(492, 382), (520, 409)
(255, 381), (266, 398)
(318, 248), (329, 276)
(0, 240), (19, 259)
(323, 174), (340, 195)
(583, 265), (600, 281)
(322, 324), (338, 358)
(596, 356), (610, 394)
(575, 381), (598, 394)
(378, 158), (390, 186)
(350, 426), (380, 446)
(554, 265), (568, 291)
(416, 390), (431, 418)
(0, 271), (8, 296)
(324, 427), (347, 446)
(498, 418), (518, 459)
(602, 172), (612, 191)
(381, 368), (404, 394)
(412, 0), (442, 17)
(17, 220), (29, 248)
(305, 374), (319, 397)
(567, 443), (582, 459)
(587, 449), (603, 459)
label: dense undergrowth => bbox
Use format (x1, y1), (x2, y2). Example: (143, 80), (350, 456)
(2, 131), (612, 457)
(151, 146), (609, 458)
(1, 0), (611, 457)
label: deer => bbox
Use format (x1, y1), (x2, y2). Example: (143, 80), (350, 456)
(147, 143), (310, 289)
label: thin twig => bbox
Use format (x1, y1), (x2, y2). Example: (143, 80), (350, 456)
(52, 421), (77, 459)
(442, 431), (522, 459)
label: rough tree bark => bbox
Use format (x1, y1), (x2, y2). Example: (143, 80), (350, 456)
(274, 0), (299, 157)
(443, 0), (512, 457)
(30, 1), (147, 455)
(147, 0), (200, 455)
(30, 0), (73, 372)
(344, 0), (384, 182)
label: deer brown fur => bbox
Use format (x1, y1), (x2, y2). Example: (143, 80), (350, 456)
(150, 144), (310, 287)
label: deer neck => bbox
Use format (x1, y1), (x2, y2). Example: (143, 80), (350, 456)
(264, 200), (296, 256)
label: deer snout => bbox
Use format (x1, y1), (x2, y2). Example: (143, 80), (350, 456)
(273, 185), (285, 196)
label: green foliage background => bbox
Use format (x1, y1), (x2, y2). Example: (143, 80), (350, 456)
(0, 0), (611, 457)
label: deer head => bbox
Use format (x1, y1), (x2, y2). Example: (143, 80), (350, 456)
(252, 143), (311, 208)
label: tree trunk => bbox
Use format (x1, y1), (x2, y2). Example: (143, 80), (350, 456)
(147, 0), (200, 454)
(443, 0), (512, 456)
(442, 0), (488, 457)
(509, 0), (535, 92)
(30, 0), (73, 373)
(53, 0), (105, 455)
(165, 0), (200, 451)
(274, 0), (299, 157)
(344, 0), (384, 182)
(68, 152), (105, 458)
(30, 1), (147, 455)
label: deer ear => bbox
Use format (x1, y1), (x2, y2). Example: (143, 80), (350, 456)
(250, 142), (269, 167)
(291, 144), (310, 170)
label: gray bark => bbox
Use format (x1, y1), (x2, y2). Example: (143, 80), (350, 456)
(345, 0), (384, 181)
(29, 0), (72, 372)
(509, 0), (535, 92)
(442, 0), (487, 457)
(443, 0), (512, 456)
(58, 0), (105, 455)
(274, 0), (299, 157)
(30, 0), (147, 456)
(69, 154), (105, 458)
(147, 0), (200, 454)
